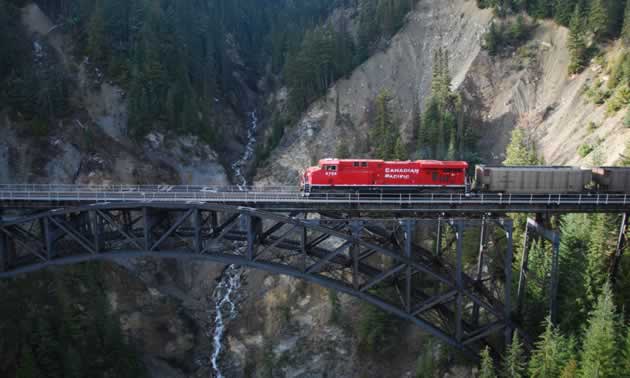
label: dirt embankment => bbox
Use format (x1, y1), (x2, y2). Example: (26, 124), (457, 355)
(256, 0), (493, 185)
(462, 20), (629, 166)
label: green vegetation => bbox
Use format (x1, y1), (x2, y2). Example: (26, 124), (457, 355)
(370, 89), (406, 159)
(417, 48), (475, 160)
(480, 280), (630, 377)
(357, 289), (402, 353)
(0, 264), (146, 378)
(504, 127), (541, 165)
(478, 346), (497, 378)
(1, 0), (417, 144)
(502, 331), (526, 378)
(482, 15), (533, 56)
(287, 0), (415, 118)
(578, 143), (595, 157)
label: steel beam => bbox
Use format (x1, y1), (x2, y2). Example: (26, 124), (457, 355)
(453, 221), (464, 343)
(502, 219), (514, 346)
(0, 231), (8, 272)
(192, 208), (202, 254)
(403, 219), (415, 313)
(472, 217), (486, 327)
(611, 213), (628, 284)
(96, 210), (143, 250)
(516, 222), (531, 316)
(351, 221), (362, 290)
(150, 209), (194, 251)
(549, 236), (560, 325)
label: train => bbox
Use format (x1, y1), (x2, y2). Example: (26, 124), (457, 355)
(300, 158), (630, 194)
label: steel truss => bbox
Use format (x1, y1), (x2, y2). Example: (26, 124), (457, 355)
(0, 203), (516, 359)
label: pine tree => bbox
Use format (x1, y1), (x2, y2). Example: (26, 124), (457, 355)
(584, 214), (616, 314)
(336, 142), (351, 159)
(422, 98), (441, 158)
(579, 281), (619, 378)
(479, 346), (497, 378)
(503, 128), (540, 165)
(554, 0), (576, 26)
(528, 317), (574, 378)
(372, 90), (397, 159)
(484, 22), (500, 56)
(87, 0), (107, 64)
(622, 326), (630, 374)
(568, 4), (588, 74)
(502, 331), (526, 378)
(560, 359), (578, 378)
(558, 214), (590, 332)
(589, 0), (609, 41)
(622, 0), (630, 46)
(394, 135), (406, 160)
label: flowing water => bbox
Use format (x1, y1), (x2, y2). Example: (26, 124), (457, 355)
(210, 111), (257, 378)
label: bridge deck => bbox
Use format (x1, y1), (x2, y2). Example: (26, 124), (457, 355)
(0, 184), (629, 213)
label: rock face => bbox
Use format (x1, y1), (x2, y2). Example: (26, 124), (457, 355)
(461, 21), (629, 165)
(257, 0), (493, 185)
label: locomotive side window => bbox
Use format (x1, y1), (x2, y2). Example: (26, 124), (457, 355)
(361, 162), (368, 167)
(353, 162), (360, 167)
(325, 165), (337, 171)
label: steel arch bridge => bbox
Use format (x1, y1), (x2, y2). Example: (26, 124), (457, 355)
(0, 202), (516, 359)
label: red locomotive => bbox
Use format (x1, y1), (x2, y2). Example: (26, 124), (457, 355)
(301, 158), (469, 193)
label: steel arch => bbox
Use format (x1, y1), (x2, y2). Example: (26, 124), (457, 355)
(0, 203), (515, 360)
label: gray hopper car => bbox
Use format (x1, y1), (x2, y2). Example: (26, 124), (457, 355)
(474, 165), (592, 193)
(592, 167), (630, 193)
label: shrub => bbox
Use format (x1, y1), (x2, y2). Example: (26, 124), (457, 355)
(578, 143), (594, 158)
(607, 85), (630, 114)
(586, 121), (599, 133)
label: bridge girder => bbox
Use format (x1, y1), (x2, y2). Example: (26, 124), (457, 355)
(0, 203), (516, 360)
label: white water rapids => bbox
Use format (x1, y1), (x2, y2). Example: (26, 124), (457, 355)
(210, 111), (258, 378)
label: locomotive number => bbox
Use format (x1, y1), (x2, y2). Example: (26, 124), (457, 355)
(325, 172), (338, 176)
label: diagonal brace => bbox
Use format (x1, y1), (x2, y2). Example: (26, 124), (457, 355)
(150, 209), (194, 251)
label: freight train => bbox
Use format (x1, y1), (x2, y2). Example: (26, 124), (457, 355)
(300, 158), (630, 194)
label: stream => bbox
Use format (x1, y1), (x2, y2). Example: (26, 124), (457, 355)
(210, 111), (258, 378)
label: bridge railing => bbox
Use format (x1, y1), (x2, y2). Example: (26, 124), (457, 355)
(0, 185), (628, 206)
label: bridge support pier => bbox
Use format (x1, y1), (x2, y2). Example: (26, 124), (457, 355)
(516, 217), (560, 324)
(0, 231), (8, 273)
(610, 213), (628, 285)
(472, 217), (487, 328)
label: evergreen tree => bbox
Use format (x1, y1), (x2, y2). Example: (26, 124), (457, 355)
(560, 359), (578, 378)
(589, 0), (609, 41)
(622, 0), (630, 46)
(372, 90), (398, 159)
(622, 326), (630, 374)
(16, 345), (42, 378)
(479, 346), (497, 378)
(484, 22), (501, 56)
(87, 0), (107, 64)
(568, 4), (588, 74)
(584, 214), (616, 314)
(502, 331), (526, 378)
(422, 98), (441, 158)
(554, 0), (576, 26)
(503, 127), (540, 165)
(336, 142), (351, 158)
(579, 281), (620, 378)
(528, 317), (574, 378)
(558, 214), (591, 332)
(394, 135), (406, 160)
